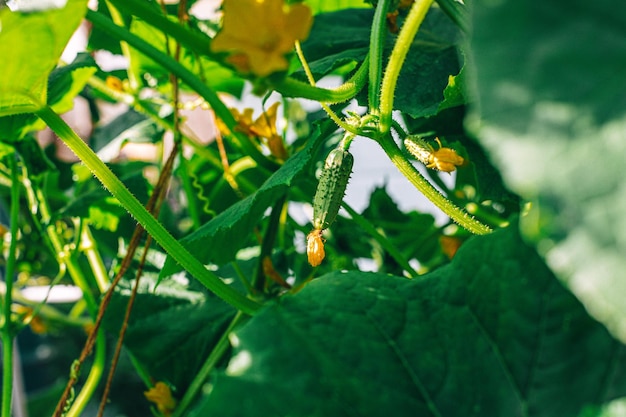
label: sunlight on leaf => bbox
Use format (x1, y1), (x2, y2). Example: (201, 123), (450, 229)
(0, 0), (87, 116)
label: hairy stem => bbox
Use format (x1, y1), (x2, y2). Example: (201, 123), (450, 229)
(378, 135), (492, 235)
(274, 55), (369, 103)
(85, 9), (276, 172)
(35, 106), (261, 314)
(379, 0), (434, 132)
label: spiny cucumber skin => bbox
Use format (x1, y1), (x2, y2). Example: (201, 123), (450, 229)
(404, 135), (433, 165)
(313, 148), (354, 230)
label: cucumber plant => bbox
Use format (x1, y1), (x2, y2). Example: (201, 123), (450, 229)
(0, 0), (624, 417)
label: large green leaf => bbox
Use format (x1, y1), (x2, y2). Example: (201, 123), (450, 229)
(0, 0), (88, 115)
(468, 0), (626, 341)
(192, 224), (626, 416)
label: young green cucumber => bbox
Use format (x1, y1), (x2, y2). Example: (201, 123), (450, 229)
(312, 148), (354, 230)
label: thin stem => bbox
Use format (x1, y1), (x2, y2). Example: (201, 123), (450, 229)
(378, 135), (492, 235)
(105, 1), (140, 90)
(274, 54), (369, 103)
(369, 0), (391, 111)
(35, 106), (261, 314)
(32, 186), (99, 315)
(379, 0), (434, 133)
(1, 156), (20, 417)
(79, 223), (110, 293)
(294, 41), (356, 135)
(172, 311), (249, 417)
(341, 202), (419, 278)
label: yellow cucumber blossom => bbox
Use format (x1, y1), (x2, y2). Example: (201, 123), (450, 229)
(211, 0), (313, 77)
(222, 102), (288, 160)
(144, 382), (177, 417)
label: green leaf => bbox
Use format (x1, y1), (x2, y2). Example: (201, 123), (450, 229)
(392, 7), (462, 118)
(437, 65), (466, 112)
(300, 7), (459, 118)
(468, 0), (626, 340)
(297, 8), (372, 77)
(0, 0), (88, 115)
(334, 186), (441, 273)
(161, 121), (333, 276)
(193, 224), (626, 416)
(47, 53), (98, 113)
(90, 109), (164, 162)
(0, 41), (96, 141)
(102, 273), (236, 391)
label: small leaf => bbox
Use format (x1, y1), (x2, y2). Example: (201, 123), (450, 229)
(193, 224), (626, 416)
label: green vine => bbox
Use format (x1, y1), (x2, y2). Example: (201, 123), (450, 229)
(379, 0), (435, 133)
(35, 106), (261, 315)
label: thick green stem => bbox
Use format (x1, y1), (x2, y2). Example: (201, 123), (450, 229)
(1, 156), (20, 417)
(378, 135), (492, 235)
(0, 332), (13, 417)
(80, 223), (110, 293)
(35, 106), (261, 315)
(379, 0), (434, 132)
(107, 0), (213, 59)
(369, 0), (391, 111)
(66, 330), (106, 417)
(274, 55), (369, 103)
